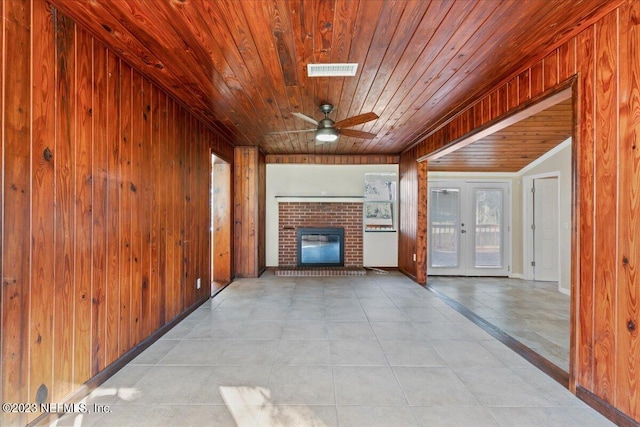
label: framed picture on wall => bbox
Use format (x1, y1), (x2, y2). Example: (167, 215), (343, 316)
(364, 201), (393, 226)
(364, 175), (396, 201)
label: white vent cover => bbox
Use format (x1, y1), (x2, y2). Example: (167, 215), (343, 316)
(307, 63), (358, 77)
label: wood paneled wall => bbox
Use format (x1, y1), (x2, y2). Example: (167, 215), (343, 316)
(0, 2), (232, 425)
(234, 147), (266, 278)
(398, 151), (427, 284)
(400, 1), (640, 422)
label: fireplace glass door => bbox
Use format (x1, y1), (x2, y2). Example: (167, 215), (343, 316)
(297, 227), (344, 267)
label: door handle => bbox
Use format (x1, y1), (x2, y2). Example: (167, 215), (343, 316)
(461, 230), (466, 233)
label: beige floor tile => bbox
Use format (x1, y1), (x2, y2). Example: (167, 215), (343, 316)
(329, 339), (388, 366)
(64, 272), (613, 427)
(268, 366), (335, 405)
(327, 321), (376, 340)
(274, 340), (331, 366)
(123, 366), (213, 404)
(190, 366), (271, 405)
(215, 340), (279, 366)
(412, 406), (500, 427)
(178, 405), (260, 427)
(281, 321), (329, 340)
(488, 406), (615, 427)
(363, 307), (409, 322)
(453, 366), (553, 407)
(393, 366), (478, 406)
(430, 340), (506, 368)
(337, 406), (418, 427)
(378, 339), (445, 367)
(370, 321), (424, 340)
(157, 339), (227, 365)
(333, 366), (406, 405)
(258, 405), (337, 427)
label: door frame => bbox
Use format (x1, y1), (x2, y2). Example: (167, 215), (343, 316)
(422, 81), (579, 392)
(211, 153), (232, 294)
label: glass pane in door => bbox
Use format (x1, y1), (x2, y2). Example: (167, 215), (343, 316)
(429, 188), (460, 268)
(474, 189), (503, 267)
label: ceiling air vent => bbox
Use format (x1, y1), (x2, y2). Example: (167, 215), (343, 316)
(307, 63), (358, 77)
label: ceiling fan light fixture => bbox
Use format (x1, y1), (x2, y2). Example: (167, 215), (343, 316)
(315, 127), (339, 142)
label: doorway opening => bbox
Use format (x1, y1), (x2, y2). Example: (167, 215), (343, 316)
(423, 86), (575, 379)
(211, 154), (232, 295)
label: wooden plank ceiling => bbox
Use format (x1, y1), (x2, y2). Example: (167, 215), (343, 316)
(49, 0), (610, 166)
(428, 98), (573, 172)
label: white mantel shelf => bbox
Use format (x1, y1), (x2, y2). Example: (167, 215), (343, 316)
(275, 196), (364, 203)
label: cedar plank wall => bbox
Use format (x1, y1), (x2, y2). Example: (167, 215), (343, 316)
(234, 147), (266, 278)
(0, 3), (233, 425)
(398, 153), (427, 284)
(399, 1), (640, 422)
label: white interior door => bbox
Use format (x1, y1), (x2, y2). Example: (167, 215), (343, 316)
(429, 181), (510, 276)
(533, 177), (559, 281)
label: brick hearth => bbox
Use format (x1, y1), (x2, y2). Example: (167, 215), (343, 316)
(278, 202), (363, 267)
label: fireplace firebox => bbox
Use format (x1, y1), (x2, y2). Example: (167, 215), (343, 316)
(297, 227), (345, 267)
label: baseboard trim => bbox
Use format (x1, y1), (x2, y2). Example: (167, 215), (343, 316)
(30, 295), (211, 427)
(398, 267), (418, 283)
(576, 386), (640, 427)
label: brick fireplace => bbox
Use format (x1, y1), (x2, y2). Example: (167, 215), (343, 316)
(278, 202), (363, 267)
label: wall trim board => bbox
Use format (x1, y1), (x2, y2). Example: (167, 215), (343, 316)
(576, 387), (640, 427)
(27, 296), (210, 427)
(265, 154), (399, 165)
(398, 268), (417, 283)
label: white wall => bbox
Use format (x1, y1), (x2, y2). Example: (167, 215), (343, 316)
(266, 164), (399, 267)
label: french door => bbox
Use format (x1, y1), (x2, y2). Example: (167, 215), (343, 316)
(428, 181), (510, 276)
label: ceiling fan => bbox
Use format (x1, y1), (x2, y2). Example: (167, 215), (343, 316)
(269, 104), (378, 144)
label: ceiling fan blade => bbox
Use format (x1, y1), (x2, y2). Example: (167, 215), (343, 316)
(291, 112), (319, 126)
(334, 112), (378, 129)
(338, 128), (377, 139)
(266, 129), (315, 135)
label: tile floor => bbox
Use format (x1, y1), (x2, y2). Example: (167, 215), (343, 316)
(53, 271), (611, 427)
(427, 276), (570, 371)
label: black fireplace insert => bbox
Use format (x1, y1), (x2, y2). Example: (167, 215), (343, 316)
(297, 227), (345, 267)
